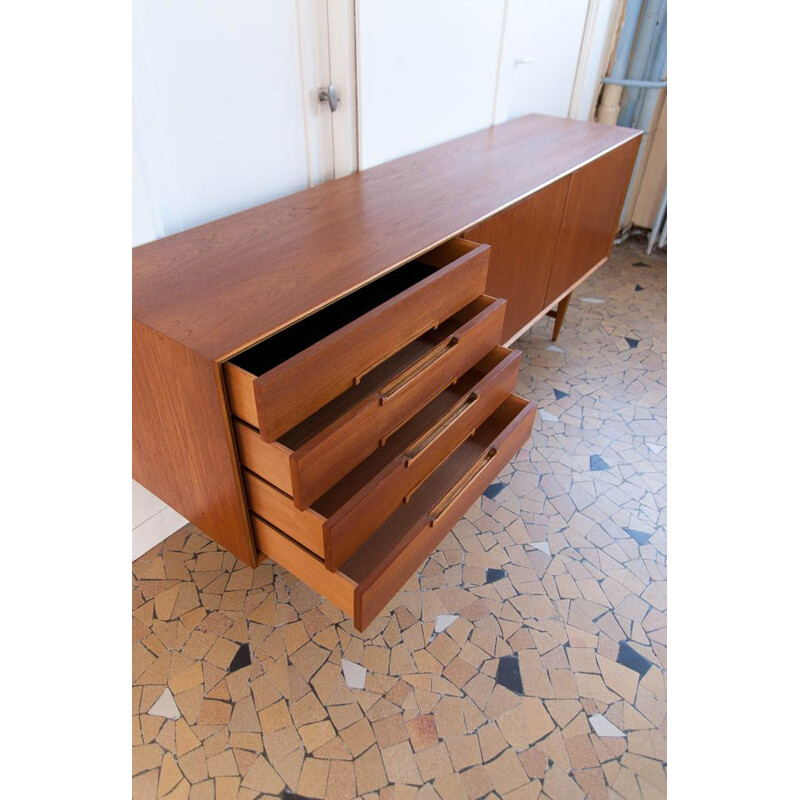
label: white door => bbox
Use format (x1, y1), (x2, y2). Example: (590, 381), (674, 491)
(132, 0), (357, 557)
(354, 0), (620, 169)
(133, 0), (357, 240)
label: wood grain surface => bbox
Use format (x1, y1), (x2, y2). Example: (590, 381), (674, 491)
(545, 137), (640, 305)
(133, 114), (640, 361)
(133, 319), (256, 565)
(465, 177), (570, 342)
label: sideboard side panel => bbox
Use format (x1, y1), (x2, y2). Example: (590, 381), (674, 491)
(465, 176), (570, 342)
(545, 138), (641, 306)
(133, 319), (256, 565)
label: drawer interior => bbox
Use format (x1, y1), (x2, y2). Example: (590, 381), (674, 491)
(339, 395), (528, 585)
(312, 346), (514, 518)
(278, 293), (498, 451)
(240, 344), (519, 569)
(229, 239), (478, 378)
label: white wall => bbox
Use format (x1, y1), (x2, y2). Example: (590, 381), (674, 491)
(357, 0), (619, 168)
(133, 0), (311, 236)
(356, 0), (507, 169)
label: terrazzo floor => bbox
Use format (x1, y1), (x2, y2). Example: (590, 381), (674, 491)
(133, 239), (667, 800)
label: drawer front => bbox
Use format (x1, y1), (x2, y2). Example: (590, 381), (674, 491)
(288, 294), (504, 509)
(349, 396), (536, 630)
(252, 395), (535, 632)
(324, 348), (521, 570)
(233, 295), (505, 509)
(252, 515), (357, 618)
(243, 347), (520, 570)
(242, 470), (324, 557)
(253, 239), (490, 441)
(234, 420), (293, 496)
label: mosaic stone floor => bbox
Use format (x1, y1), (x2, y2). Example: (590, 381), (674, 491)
(132, 240), (667, 800)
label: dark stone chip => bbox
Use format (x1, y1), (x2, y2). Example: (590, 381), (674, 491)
(483, 482), (505, 500)
(486, 568), (507, 584)
(496, 654), (524, 695)
(229, 643), (251, 673)
(617, 640), (654, 677)
(623, 527), (652, 545)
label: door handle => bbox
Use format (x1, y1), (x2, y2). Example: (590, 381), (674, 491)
(319, 84), (338, 112)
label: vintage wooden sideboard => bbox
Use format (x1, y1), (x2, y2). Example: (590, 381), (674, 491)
(133, 113), (640, 631)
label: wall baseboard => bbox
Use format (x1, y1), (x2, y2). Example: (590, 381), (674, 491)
(132, 505), (188, 561)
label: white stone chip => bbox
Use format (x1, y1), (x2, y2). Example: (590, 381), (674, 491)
(341, 658), (367, 689)
(148, 688), (181, 720)
(434, 614), (459, 634)
(589, 713), (625, 738)
(529, 540), (551, 557)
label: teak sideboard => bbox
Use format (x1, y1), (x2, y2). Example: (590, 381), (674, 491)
(133, 113), (641, 631)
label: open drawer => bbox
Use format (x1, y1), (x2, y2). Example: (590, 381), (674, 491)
(252, 394), (536, 631)
(231, 294), (506, 509)
(224, 238), (490, 442)
(243, 346), (521, 569)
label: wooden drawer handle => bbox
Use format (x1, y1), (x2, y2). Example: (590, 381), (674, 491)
(354, 321), (437, 385)
(378, 335), (459, 403)
(404, 392), (478, 466)
(428, 447), (497, 526)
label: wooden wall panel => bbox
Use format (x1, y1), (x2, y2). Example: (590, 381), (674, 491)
(545, 137), (640, 306)
(465, 177), (569, 342)
(133, 320), (256, 565)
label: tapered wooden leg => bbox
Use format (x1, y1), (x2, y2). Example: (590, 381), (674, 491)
(550, 292), (572, 341)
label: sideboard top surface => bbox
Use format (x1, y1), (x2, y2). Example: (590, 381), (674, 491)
(133, 113), (640, 361)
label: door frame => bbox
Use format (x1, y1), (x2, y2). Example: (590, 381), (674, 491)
(298, 0), (359, 185)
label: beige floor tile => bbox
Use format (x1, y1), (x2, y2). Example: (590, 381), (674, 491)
(241, 755), (284, 795)
(296, 758), (330, 799)
(415, 741), (454, 782)
(434, 773), (471, 800)
(543, 763), (586, 800)
(485, 749), (528, 795)
(156, 752), (183, 797)
(340, 716), (376, 757)
(444, 735), (480, 773)
(383, 740), (423, 785)
(299, 719), (336, 752)
(354, 744), (388, 795)
(373, 713), (408, 748)
(597, 655), (640, 704)
(565, 733), (600, 769)
(204, 638), (238, 671)
(461, 765), (493, 800)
